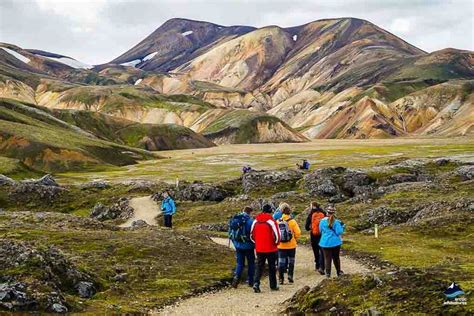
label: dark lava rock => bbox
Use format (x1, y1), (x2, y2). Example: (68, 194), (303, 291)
(131, 219), (148, 229)
(51, 303), (68, 313)
(80, 180), (110, 190)
(21, 174), (58, 187)
(381, 173), (418, 186)
(0, 239), (95, 311)
(75, 282), (95, 299)
(304, 167), (374, 200)
(113, 273), (128, 283)
(457, 165), (474, 180)
(0, 282), (38, 311)
(90, 197), (133, 221)
(407, 199), (474, 225)
(0, 174), (15, 186)
(242, 169), (304, 193)
(153, 182), (230, 202)
(193, 223), (228, 232)
(357, 206), (416, 230)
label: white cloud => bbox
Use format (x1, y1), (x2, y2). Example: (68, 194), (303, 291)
(0, 0), (472, 64)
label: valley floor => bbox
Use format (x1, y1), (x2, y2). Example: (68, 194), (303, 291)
(57, 137), (474, 184)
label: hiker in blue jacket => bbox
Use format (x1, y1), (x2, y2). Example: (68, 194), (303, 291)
(319, 206), (345, 278)
(229, 206), (255, 288)
(161, 191), (176, 228)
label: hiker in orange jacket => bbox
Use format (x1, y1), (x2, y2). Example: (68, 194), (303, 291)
(305, 201), (326, 275)
(277, 203), (301, 284)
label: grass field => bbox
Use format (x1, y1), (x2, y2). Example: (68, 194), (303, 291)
(57, 137), (474, 184)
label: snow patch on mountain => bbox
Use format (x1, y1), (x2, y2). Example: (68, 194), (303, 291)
(43, 56), (92, 69)
(182, 31), (194, 36)
(120, 59), (141, 67)
(1, 47), (30, 64)
(143, 52), (158, 61)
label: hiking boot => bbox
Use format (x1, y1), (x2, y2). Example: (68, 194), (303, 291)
(288, 276), (294, 284)
(270, 287), (280, 291)
(253, 284), (261, 293)
(317, 268), (325, 275)
(279, 278), (284, 285)
(325, 273), (331, 278)
(231, 277), (239, 289)
(337, 271), (344, 277)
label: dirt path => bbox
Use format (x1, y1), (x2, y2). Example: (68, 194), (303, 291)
(159, 238), (369, 315)
(119, 196), (160, 228)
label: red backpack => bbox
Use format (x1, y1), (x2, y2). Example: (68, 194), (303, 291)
(311, 212), (325, 236)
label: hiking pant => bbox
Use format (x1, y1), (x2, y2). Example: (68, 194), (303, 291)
(322, 246), (341, 276)
(234, 248), (255, 285)
(310, 234), (325, 270)
(164, 215), (173, 228)
(278, 248), (296, 280)
(254, 251), (278, 289)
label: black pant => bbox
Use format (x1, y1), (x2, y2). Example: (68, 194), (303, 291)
(278, 248), (296, 280)
(164, 215), (173, 228)
(310, 234), (325, 270)
(322, 246), (341, 276)
(254, 251), (278, 289)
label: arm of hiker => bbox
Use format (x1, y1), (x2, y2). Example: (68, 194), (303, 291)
(170, 199), (176, 215)
(292, 220), (302, 240)
(304, 211), (311, 231)
(335, 220), (344, 235)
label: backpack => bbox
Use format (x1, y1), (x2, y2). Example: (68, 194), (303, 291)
(311, 212), (325, 236)
(228, 213), (250, 243)
(278, 219), (293, 243)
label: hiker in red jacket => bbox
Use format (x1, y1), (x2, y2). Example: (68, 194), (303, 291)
(250, 204), (281, 293)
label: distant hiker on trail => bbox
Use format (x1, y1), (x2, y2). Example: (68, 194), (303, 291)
(277, 203), (301, 285)
(319, 206), (345, 278)
(305, 201), (326, 275)
(242, 165), (252, 174)
(296, 159), (310, 170)
(228, 206), (255, 289)
(161, 191), (176, 228)
(250, 204), (281, 293)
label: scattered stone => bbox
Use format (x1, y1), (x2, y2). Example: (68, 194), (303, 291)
(131, 219), (148, 229)
(75, 282), (95, 299)
(329, 306), (337, 312)
(113, 273), (128, 282)
(368, 306), (382, 316)
(21, 174), (58, 187)
(226, 194), (250, 202)
(51, 303), (68, 313)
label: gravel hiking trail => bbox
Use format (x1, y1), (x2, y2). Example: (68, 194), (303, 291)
(159, 237), (370, 315)
(119, 196), (160, 228)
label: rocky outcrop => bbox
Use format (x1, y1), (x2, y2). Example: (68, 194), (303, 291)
(0, 239), (96, 312)
(153, 182), (230, 202)
(242, 169), (305, 193)
(303, 167), (374, 202)
(457, 165), (474, 180)
(90, 197), (133, 221)
(0, 174), (15, 186)
(357, 206), (417, 230)
(8, 175), (65, 202)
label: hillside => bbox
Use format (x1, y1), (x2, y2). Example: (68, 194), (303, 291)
(0, 18), (473, 140)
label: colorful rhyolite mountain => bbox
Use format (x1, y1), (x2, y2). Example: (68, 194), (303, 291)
(1, 17), (473, 144)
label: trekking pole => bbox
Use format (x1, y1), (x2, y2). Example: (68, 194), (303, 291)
(374, 224), (378, 238)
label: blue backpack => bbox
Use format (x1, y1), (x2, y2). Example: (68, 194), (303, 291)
(228, 213), (250, 243)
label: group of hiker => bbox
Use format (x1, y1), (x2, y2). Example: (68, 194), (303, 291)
(243, 159), (311, 175)
(228, 201), (345, 293)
